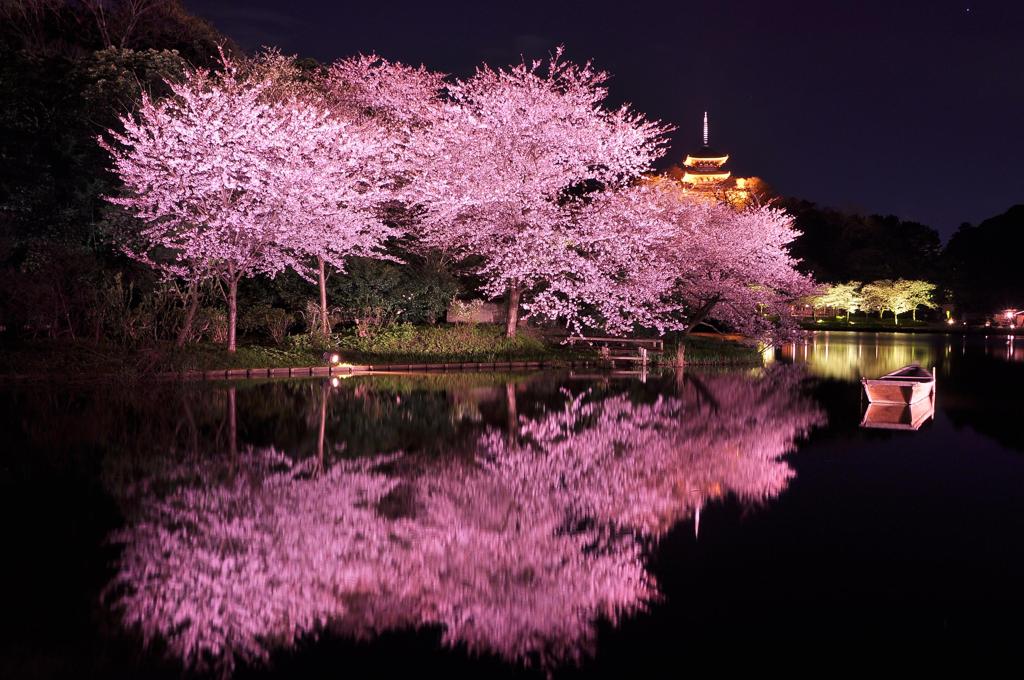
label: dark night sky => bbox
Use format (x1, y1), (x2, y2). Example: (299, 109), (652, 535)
(183, 0), (1023, 238)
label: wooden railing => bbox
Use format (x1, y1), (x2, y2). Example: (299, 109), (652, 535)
(564, 336), (664, 351)
(563, 335), (662, 370)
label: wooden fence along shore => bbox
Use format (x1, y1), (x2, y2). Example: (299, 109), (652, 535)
(171, 360), (598, 381)
(170, 337), (667, 381)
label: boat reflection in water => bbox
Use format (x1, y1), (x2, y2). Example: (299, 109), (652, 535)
(860, 394), (937, 431)
(104, 367), (824, 675)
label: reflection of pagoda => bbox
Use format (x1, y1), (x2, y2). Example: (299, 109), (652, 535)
(681, 112), (731, 187)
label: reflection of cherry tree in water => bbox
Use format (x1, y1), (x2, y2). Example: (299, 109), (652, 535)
(481, 368), (826, 538)
(106, 367), (824, 674)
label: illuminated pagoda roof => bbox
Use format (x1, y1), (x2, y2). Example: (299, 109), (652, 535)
(681, 112), (731, 185)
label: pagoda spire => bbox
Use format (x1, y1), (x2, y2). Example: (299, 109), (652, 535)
(681, 110), (731, 186)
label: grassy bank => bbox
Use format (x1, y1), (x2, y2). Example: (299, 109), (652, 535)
(0, 325), (593, 378)
(0, 324), (765, 378)
(661, 334), (763, 366)
(174, 325), (592, 372)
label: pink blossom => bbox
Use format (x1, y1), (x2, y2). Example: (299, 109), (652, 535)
(540, 179), (818, 341)
(101, 55), (399, 348)
(409, 47), (672, 335)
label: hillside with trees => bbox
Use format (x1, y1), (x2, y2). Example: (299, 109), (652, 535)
(782, 198), (943, 284)
(942, 205), (1024, 312)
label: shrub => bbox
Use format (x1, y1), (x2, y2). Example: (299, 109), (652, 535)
(328, 323), (566, 362)
(264, 307), (293, 345)
(330, 257), (458, 329)
(196, 307), (228, 344)
(239, 304), (295, 344)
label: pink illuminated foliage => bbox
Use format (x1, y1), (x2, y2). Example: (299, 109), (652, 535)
(411, 47), (672, 336)
(101, 58), (299, 350)
(324, 53), (447, 131)
(101, 45), (811, 345)
(664, 200), (817, 342)
(251, 54), (404, 267)
(106, 367), (823, 675)
(101, 54), (398, 347)
(485, 368), (824, 537)
(552, 180), (818, 341)
(262, 56), (405, 334)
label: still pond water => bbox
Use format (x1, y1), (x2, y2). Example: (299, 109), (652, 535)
(3, 331), (1024, 676)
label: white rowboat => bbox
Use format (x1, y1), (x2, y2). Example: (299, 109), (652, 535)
(861, 364), (936, 405)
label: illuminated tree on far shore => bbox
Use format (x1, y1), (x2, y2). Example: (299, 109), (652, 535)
(903, 280), (937, 321)
(813, 281), (863, 321)
(860, 279), (936, 324)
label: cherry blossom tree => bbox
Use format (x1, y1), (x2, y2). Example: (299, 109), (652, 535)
(246, 51), (444, 335)
(902, 279), (937, 321)
(102, 58), (319, 350)
(663, 200), (815, 341)
(271, 107), (396, 336)
(548, 180), (817, 342)
(521, 179), (697, 335)
(102, 51), (405, 345)
(412, 48), (671, 337)
(295, 53), (448, 334)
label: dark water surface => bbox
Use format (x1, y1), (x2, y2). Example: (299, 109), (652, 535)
(3, 331), (1024, 677)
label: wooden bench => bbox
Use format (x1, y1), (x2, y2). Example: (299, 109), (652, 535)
(563, 336), (658, 370)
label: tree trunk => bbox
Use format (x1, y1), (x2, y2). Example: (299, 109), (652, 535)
(227, 271), (238, 352)
(175, 282), (201, 348)
(227, 386), (237, 459)
(505, 284), (521, 338)
(683, 296), (721, 336)
(912, 307), (917, 322)
(673, 339), (686, 367)
(317, 256), (330, 336)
